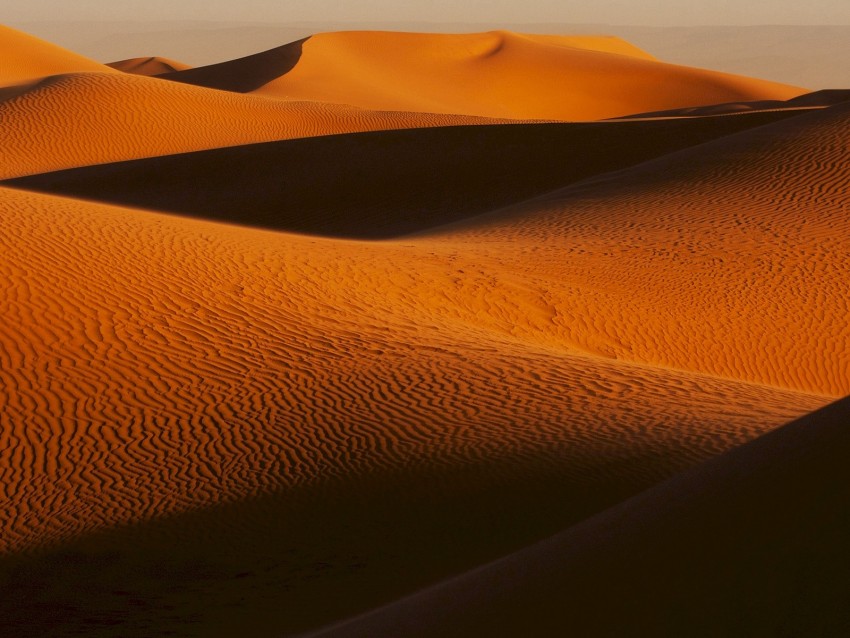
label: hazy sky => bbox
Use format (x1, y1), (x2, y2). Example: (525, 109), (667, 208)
(7, 0), (850, 26)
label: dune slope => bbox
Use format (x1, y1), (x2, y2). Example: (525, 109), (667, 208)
(0, 71), (520, 179)
(163, 30), (807, 120)
(310, 395), (850, 638)
(0, 185), (825, 636)
(421, 101), (850, 396)
(5, 109), (812, 238)
(0, 25), (114, 87)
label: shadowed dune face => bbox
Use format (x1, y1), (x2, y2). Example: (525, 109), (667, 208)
(0, 25), (114, 86)
(424, 103), (850, 396)
(106, 56), (191, 75)
(309, 395), (850, 638)
(162, 30), (807, 120)
(163, 37), (306, 91)
(5, 109), (814, 238)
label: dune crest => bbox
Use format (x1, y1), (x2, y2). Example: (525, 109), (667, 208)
(163, 30), (806, 120)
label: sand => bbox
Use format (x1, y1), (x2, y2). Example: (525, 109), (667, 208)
(162, 30), (807, 120)
(0, 71), (522, 180)
(308, 395), (850, 637)
(0, 22), (847, 638)
(107, 56), (191, 75)
(0, 24), (114, 86)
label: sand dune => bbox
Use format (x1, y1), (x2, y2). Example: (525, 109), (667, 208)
(0, 71), (520, 179)
(162, 30), (807, 120)
(0, 24), (114, 87)
(421, 101), (850, 396)
(5, 109), (810, 238)
(0, 184), (825, 636)
(309, 395), (850, 637)
(107, 56), (191, 75)
(0, 21), (846, 638)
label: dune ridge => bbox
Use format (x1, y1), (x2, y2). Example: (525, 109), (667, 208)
(162, 30), (807, 121)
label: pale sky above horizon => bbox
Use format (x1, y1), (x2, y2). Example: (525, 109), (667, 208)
(6, 0), (850, 27)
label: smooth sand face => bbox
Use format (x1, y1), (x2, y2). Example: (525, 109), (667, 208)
(0, 22), (846, 638)
(164, 30), (807, 120)
(0, 24), (115, 86)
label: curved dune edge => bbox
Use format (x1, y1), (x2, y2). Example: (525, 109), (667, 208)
(307, 395), (850, 638)
(0, 71), (527, 179)
(416, 102), (850, 396)
(107, 56), (192, 76)
(0, 24), (115, 86)
(163, 30), (807, 121)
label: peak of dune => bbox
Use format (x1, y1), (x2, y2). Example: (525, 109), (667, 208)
(0, 24), (114, 87)
(162, 29), (806, 121)
(310, 395), (850, 637)
(107, 56), (191, 76)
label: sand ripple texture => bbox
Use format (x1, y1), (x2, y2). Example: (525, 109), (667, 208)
(0, 71), (516, 179)
(427, 102), (850, 396)
(0, 185), (823, 556)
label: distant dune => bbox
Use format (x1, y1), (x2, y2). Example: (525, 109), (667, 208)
(107, 55), (191, 75)
(162, 30), (806, 120)
(309, 395), (850, 637)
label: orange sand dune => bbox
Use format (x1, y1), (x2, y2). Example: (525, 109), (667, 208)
(0, 184), (825, 636)
(0, 25), (115, 87)
(6, 109), (810, 238)
(310, 396), (850, 638)
(163, 30), (807, 120)
(422, 102), (850, 396)
(107, 56), (192, 75)
(0, 71), (520, 179)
